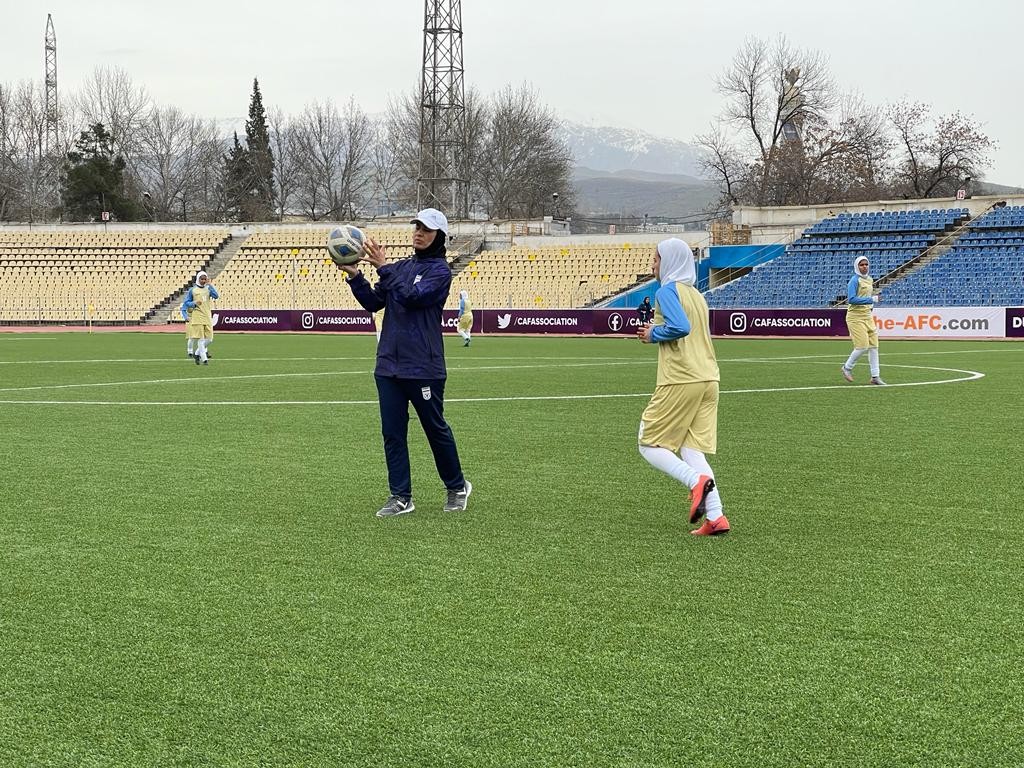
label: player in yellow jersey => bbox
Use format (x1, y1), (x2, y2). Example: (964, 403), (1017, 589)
(183, 271), (219, 365)
(637, 238), (729, 536)
(457, 290), (473, 347)
(841, 256), (885, 385)
(180, 302), (195, 358)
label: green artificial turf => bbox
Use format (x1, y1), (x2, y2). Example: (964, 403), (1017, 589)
(0, 332), (1021, 767)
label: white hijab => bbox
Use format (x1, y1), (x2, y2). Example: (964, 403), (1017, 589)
(853, 256), (870, 278)
(658, 238), (696, 286)
(195, 270), (208, 287)
(459, 290), (469, 302)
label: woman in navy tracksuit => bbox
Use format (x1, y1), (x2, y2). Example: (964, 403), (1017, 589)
(339, 208), (472, 519)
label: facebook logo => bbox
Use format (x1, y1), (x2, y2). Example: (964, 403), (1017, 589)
(608, 313), (623, 332)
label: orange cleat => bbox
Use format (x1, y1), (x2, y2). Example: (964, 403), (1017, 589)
(688, 475), (716, 523)
(691, 515), (730, 536)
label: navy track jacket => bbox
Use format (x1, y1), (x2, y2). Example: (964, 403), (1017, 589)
(346, 254), (452, 379)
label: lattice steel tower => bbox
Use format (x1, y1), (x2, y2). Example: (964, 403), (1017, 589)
(417, 0), (468, 218)
(44, 14), (59, 158)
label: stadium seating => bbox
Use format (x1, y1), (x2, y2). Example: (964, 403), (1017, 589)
(879, 206), (1024, 306)
(448, 244), (654, 309)
(963, 205), (1024, 229)
(213, 235), (655, 310)
(804, 208), (968, 235)
(0, 229), (231, 322)
(212, 228), (418, 311)
(706, 208), (971, 308)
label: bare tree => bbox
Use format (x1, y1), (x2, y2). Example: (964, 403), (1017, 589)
(384, 88), (427, 209)
(291, 102), (339, 220)
(695, 122), (748, 206)
(383, 85), (491, 217)
(371, 120), (404, 217)
(888, 101), (994, 199)
(699, 36), (981, 208)
(462, 86), (490, 217)
(0, 78), (77, 221)
(73, 66), (150, 173)
(474, 84), (574, 219)
(337, 98), (374, 219)
(134, 105), (220, 220)
(0, 82), (16, 220)
(290, 99), (374, 220)
(9, 81), (51, 222)
(711, 36), (838, 206)
(267, 107), (296, 220)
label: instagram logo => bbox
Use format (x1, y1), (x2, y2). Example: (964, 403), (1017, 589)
(729, 312), (747, 333)
(301, 312), (314, 330)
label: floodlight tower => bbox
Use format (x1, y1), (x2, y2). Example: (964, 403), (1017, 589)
(45, 14), (59, 158)
(417, 0), (468, 218)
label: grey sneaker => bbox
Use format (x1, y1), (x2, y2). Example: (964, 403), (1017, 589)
(376, 495), (415, 518)
(869, 376), (887, 386)
(841, 365), (854, 382)
(443, 480), (472, 512)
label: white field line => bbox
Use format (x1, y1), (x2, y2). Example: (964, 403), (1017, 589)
(1, 346), (1020, 367)
(0, 363), (984, 406)
(0, 355), (642, 366)
(0, 361), (643, 394)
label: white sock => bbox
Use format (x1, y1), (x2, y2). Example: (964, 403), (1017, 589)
(186, 340), (194, 354)
(869, 347), (880, 377)
(639, 444), (701, 489)
(198, 339), (208, 362)
(845, 348), (867, 370)
(682, 447), (724, 521)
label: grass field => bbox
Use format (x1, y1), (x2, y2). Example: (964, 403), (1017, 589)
(0, 332), (1022, 767)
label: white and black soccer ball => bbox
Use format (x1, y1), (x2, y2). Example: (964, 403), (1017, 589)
(326, 225), (366, 266)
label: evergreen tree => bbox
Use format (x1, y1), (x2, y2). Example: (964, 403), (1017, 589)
(61, 123), (140, 222)
(222, 131), (250, 222)
(244, 78), (275, 220)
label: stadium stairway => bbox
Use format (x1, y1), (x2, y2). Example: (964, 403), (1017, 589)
(145, 231), (251, 324)
(447, 233), (485, 277)
(832, 214), (973, 306)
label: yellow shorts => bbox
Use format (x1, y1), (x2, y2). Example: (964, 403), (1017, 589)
(188, 324), (213, 340)
(639, 380), (719, 454)
(458, 312), (473, 331)
(847, 312), (878, 349)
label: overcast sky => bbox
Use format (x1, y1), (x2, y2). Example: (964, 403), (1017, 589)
(4, 0), (1022, 185)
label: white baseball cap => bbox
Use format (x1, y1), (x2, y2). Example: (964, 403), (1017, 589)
(411, 208), (449, 235)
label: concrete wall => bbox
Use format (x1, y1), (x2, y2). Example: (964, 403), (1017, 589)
(509, 231), (712, 250)
(733, 193), (1024, 244)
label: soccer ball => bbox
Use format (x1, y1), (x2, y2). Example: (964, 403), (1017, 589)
(326, 225), (366, 265)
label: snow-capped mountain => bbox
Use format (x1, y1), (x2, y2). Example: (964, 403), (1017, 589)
(559, 122), (707, 178)
(558, 122), (717, 215)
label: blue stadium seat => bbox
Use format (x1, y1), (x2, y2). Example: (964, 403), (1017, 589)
(706, 206), (1022, 308)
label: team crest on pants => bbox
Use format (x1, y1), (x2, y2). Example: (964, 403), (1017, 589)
(421, 386), (431, 401)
